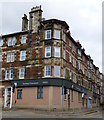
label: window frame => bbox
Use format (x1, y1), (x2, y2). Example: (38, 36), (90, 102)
(19, 68), (25, 79)
(45, 30), (51, 39)
(45, 66), (51, 77)
(11, 52), (15, 62)
(20, 50), (26, 61)
(21, 35), (26, 44)
(37, 86), (43, 99)
(45, 47), (51, 58)
(54, 65), (60, 77)
(8, 38), (12, 46)
(63, 49), (65, 59)
(12, 37), (16, 46)
(0, 39), (3, 46)
(10, 69), (13, 80)
(17, 89), (22, 99)
(54, 46), (60, 58)
(0, 54), (2, 62)
(5, 69), (9, 80)
(7, 53), (11, 63)
(54, 29), (60, 39)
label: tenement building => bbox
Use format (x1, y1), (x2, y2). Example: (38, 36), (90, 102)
(0, 6), (103, 111)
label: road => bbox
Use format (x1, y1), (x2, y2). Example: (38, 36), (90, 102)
(1, 109), (104, 119)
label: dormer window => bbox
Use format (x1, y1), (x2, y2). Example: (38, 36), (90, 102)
(54, 30), (60, 39)
(45, 30), (51, 39)
(0, 39), (3, 46)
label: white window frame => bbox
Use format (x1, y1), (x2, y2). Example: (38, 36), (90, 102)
(73, 58), (76, 67)
(5, 70), (9, 80)
(19, 68), (25, 79)
(12, 37), (16, 46)
(45, 66), (51, 77)
(0, 39), (3, 46)
(63, 68), (65, 78)
(63, 32), (65, 41)
(0, 54), (2, 62)
(7, 53), (11, 63)
(70, 71), (72, 79)
(78, 49), (81, 56)
(63, 49), (65, 59)
(8, 38), (11, 46)
(45, 47), (51, 58)
(10, 69), (13, 80)
(69, 55), (71, 63)
(21, 35), (26, 44)
(69, 40), (71, 47)
(54, 30), (60, 39)
(20, 50), (26, 61)
(11, 53), (14, 62)
(45, 30), (51, 39)
(54, 66), (60, 77)
(54, 47), (60, 58)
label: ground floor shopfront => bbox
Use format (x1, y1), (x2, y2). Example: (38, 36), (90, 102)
(1, 78), (101, 111)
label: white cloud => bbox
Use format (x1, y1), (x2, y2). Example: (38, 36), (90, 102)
(0, 0), (102, 72)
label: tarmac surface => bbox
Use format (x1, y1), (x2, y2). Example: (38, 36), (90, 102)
(1, 108), (104, 119)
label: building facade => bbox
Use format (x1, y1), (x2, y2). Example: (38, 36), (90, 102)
(0, 6), (103, 111)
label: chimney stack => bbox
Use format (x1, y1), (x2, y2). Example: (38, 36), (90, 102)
(29, 5), (43, 33)
(22, 14), (28, 31)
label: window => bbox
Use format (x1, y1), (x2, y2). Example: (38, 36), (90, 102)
(54, 66), (60, 77)
(71, 90), (73, 101)
(73, 58), (76, 67)
(7, 53), (15, 63)
(45, 47), (51, 58)
(5, 69), (14, 80)
(17, 89), (22, 99)
(63, 32), (65, 41)
(63, 68), (65, 78)
(5, 70), (9, 80)
(0, 39), (3, 46)
(63, 49), (65, 59)
(78, 92), (82, 102)
(12, 37), (16, 45)
(8, 38), (12, 46)
(11, 53), (14, 62)
(45, 66), (51, 76)
(69, 40), (71, 47)
(54, 47), (60, 57)
(54, 30), (60, 39)
(45, 30), (51, 39)
(21, 35), (26, 44)
(78, 49), (81, 56)
(73, 45), (76, 53)
(0, 54), (2, 62)
(69, 55), (71, 63)
(37, 86), (43, 98)
(19, 68), (25, 79)
(10, 69), (13, 80)
(73, 74), (76, 83)
(78, 61), (80, 70)
(20, 50), (26, 61)
(7, 53), (11, 63)
(70, 71), (72, 79)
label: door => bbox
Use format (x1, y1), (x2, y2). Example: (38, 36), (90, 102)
(4, 87), (12, 108)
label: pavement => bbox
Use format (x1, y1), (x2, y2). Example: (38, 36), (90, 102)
(2, 107), (103, 118)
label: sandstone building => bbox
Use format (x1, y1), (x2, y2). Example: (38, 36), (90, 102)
(0, 6), (103, 111)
